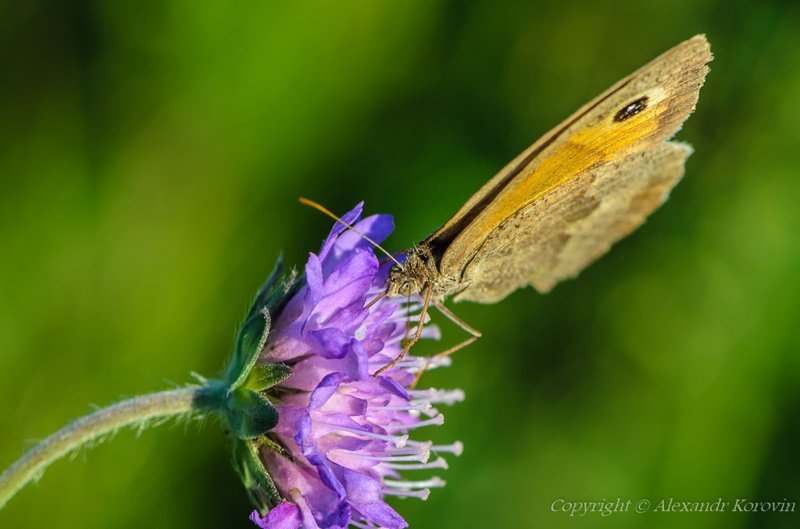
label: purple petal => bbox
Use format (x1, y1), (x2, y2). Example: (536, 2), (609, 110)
(282, 352), (361, 391)
(339, 466), (382, 505)
(308, 328), (352, 359)
(273, 404), (305, 438)
(377, 376), (410, 400)
(350, 341), (372, 380)
(304, 253), (324, 307)
(297, 411), (346, 500)
(331, 214), (395, 265)
(308, 249), (377, 327)
(318, 202), (364, 264)
(356, 500), (408, 529)
(308, 372), (348, 411)
(249, 502), (302, 529)
(290, 491), (324, 529)
(316, 302), (369, 337)
(317, 394), (368, 417)
(318, 500), (351, 529)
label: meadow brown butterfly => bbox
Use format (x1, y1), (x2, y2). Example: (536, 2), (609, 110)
(304, 35), (712, 375)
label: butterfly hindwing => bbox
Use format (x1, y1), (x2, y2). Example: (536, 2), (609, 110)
(454, 141), (692, 302)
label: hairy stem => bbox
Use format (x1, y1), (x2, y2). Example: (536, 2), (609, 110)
(0, 387), (200, 510)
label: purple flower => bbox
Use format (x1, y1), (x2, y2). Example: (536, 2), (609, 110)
(249, 203), (463, 529)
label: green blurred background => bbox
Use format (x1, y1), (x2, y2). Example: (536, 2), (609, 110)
(1, 1), (798, 528)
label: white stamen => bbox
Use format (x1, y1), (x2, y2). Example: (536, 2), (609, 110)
(430, 441), (463, 456)
(386, 441), (432, 455)
(319, 423), (408, 448)
(386, 312), (426, 325)
(388, 414), (444, 432)
(394, 355), (424, 365)
(409, 388), (465, 406)
(383, 476), (446, 490)
(385, 327), (439, 347)
(382, 457), (448, 471)
(382, 488), (431, 500)
(396, 356), (452, 373)
(386, 334), (410, 346)
(328, 448), (430, 463)
(373, 401), (433, 414)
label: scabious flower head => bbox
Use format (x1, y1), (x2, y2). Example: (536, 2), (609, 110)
(250, 203), (463, 529)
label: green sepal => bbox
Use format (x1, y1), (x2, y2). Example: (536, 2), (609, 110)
(245, 254), (294, 320)
(257, 435), (292, 460)
(232, 437), (281, 514)
(245, 363), (293, 392)
(223, 255), (300, 392)
(227, 308), (271, 391)
(226, 388), (279, 440)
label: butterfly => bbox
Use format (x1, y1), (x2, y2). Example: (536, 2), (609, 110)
(304, 34), (712, 376)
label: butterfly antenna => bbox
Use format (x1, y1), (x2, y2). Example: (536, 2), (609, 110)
(379, 251), (406, 266)
(299, 197), (402, 266)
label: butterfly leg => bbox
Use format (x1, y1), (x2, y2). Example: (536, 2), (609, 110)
(401, 293), (413, 347)
(432, 299), (482, 338)
(409, 301), (481, 388)
(373, 284), (432, 377)
(364, 288), (388, 309)
(409, 335), (478, 389)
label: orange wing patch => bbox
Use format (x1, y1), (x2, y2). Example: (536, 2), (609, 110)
(440, 90), (666, 274)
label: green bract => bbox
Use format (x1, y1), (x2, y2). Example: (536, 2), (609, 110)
(224, 256), (298, 391)
(192, 256), (300, 512)
(232, 437), (282, 510)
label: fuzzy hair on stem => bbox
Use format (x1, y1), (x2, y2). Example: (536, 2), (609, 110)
(0, 387), (201, 510)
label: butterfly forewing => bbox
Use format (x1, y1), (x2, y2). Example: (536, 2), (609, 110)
(424, 35), (711, 300)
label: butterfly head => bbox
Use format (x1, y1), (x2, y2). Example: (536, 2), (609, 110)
(386, 246), (437, 298)
(387, 264), (422, 297)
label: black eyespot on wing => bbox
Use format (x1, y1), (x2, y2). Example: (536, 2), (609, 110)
(614, 96), (649, 122)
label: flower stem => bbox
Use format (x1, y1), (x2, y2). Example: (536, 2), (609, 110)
(0, 387), (201, 510)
